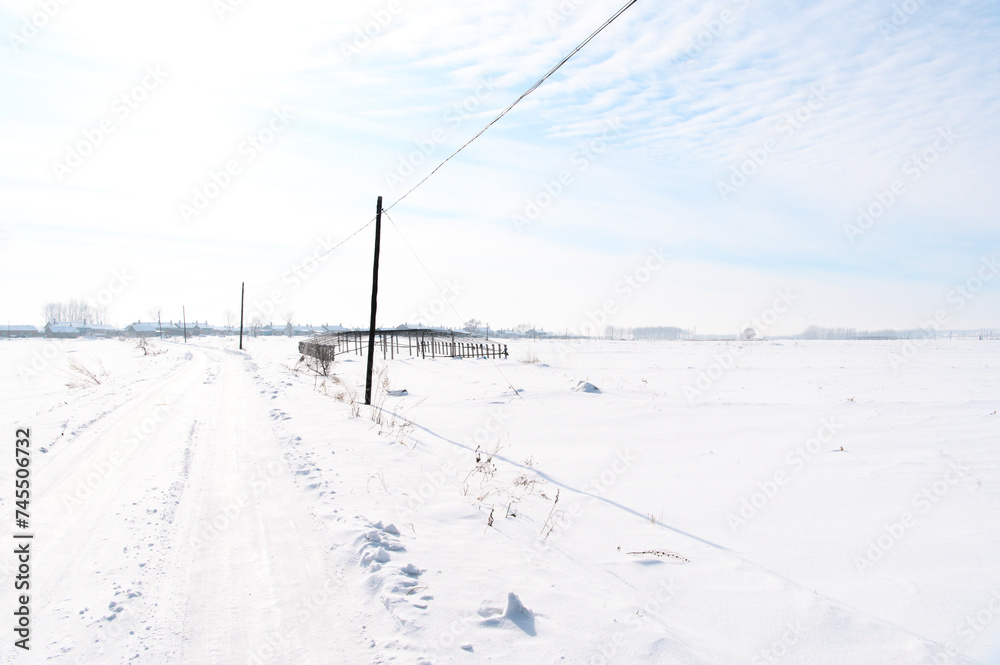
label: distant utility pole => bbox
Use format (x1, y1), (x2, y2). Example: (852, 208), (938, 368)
(239, 282), (245, 350)
(364, 195), (383, 406)
(182, 306), (188, 343)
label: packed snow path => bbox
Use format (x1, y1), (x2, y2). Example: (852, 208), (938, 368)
(26, 346), (377, 664)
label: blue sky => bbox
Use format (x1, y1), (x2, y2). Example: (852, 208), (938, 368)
(1, 0), (998, 334)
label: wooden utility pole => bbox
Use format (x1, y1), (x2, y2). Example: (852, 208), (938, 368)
(364, 196), (383, 405)
(182, 306), (188, 342)
(239, 282), (245, 350)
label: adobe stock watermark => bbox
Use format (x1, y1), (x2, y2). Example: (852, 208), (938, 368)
(68, 603), (146, 665)
(587, 578), (678, 665)
(398, 459), (459, 521)
(252, 232), (349, 323)
(853, 459), (971, 575)
(407, 278), (465, 326)
(544, 246), (667, 363)
(750, 621), (809, 665)
(189, 459), (284, 552)
(52, 65), (168, 182)
(340, 0), (405, 62)
(247, 572), (345, 664)
(727, 417), (839, 532)
(512, 117), (625, 232)
(7, 0), (71, 55)
(465, 403), (507, 449)
(524, 448), (636, 565)
(430, 614), (480, 653)
(213, 0), (249, 20)
(394, 403), (509, 521)
(544, 0), (589, 29)
(573, 245), (667, 336)
(178, 107), (294, 223)
(925, 589), (1000, 664)
(60, 399), (174, 514)
(877, 0), (926, 40)
(87, 267), (134, 318)
(717, 85), (830, 202)
(384, 79), (498, 192)
(544, 247), (667, 364)
(673, 0), (753, 65)
(887, 254), (998, 370)
(683, 289), (797, 403)
(844, 127), (956, 241)
(16, 338), (68, 385)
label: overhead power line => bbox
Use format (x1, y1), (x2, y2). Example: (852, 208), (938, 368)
(251, 218), (375, 289)
(385, 0), (640, 211)
(191, 0), (639, 310)
(188, 217), (375, 312)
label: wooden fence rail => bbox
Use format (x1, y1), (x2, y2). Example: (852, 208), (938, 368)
(299, 330), (509, 364)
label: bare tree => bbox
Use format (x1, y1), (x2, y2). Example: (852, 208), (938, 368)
(223, 310), (236, 332)
(283, 311), (294, 337)
(41, 302), (61, 323)
(250, 314), (264, 338)
(42, 299), (100, 324)
(66, 298), (89, 322)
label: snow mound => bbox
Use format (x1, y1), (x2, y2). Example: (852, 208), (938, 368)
(574, 381), (601, 394)
(480, 592), (536, 635)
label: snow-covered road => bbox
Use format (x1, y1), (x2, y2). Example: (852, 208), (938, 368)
(22, 344), (378, 664)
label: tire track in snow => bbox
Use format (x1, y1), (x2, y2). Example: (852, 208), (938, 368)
(29, 345), (212, 661)
(165, 348), (380, 664)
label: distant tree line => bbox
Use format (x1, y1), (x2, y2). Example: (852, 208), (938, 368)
(41, 299), (107, 324)
(799, 326), (935, 340)
(605, 326), (690, 340)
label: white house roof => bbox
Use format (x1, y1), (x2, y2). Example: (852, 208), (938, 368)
(6, 325), (38, 332)
(128, 323), (159, 332)
(47, 325), (80, 334)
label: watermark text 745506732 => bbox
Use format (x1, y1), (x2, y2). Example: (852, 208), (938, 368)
(14, 427), (34, 651)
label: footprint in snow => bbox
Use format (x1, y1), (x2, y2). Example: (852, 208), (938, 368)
(359, 522), (406, 572)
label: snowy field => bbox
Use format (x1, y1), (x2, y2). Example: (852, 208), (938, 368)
(1, 335), (998, 664)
